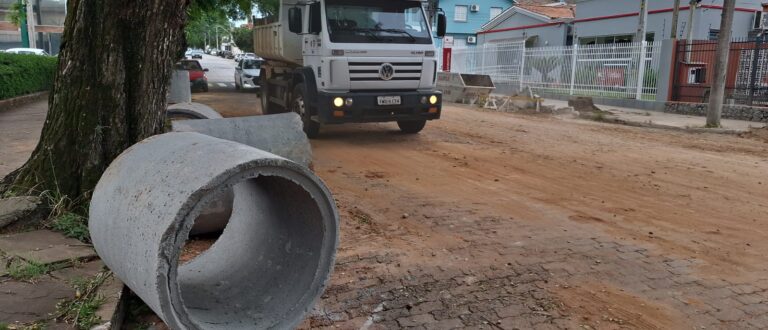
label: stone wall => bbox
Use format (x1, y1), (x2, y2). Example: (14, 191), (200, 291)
(664, 102), (768, 123)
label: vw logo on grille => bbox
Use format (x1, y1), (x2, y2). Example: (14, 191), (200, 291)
(379, 63), (395, 81)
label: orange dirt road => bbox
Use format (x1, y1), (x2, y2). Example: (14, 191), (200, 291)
(298, 105), (768, 329)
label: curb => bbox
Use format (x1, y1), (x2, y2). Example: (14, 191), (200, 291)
(0, 92), (49, 113)
(602, 116), (747, 135)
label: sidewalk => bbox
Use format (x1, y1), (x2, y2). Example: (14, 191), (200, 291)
(0, 100), (47, 178)
(542, 98), (767, 132)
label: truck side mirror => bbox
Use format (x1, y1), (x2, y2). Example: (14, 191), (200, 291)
(289, 7), (303, 34)
(437, 13), (447, 38)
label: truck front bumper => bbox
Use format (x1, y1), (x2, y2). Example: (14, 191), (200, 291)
(316, 91), (442, 124)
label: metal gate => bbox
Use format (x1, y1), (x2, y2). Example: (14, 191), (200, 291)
(673, 38), (768, 106)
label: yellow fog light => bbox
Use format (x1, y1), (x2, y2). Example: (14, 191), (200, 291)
(429, 95), (438, 105)
(333, 97), (344, 108)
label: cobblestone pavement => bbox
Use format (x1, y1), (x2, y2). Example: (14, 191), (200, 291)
(297, 107), (768, 329)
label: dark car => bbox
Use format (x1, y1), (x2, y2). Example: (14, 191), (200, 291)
(176, 60), (209, 92)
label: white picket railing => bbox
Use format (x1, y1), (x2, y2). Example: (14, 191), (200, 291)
(449, 41), (663, 101)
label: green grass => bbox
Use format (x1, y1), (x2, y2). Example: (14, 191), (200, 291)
(592, 112), (607, 122)
(50, 212), (90, 243)
(0, 323), (9, 330)
(56, 272), (109, 329)
(7, 259), (51, 281)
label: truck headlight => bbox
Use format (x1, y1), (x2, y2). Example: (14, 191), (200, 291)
(429, 95), (439, 105)
(333, 97), (344, 108)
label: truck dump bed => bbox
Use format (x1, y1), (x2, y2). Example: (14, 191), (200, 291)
(253, 21), (302, 66)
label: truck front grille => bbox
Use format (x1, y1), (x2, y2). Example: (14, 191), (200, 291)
(348, 62), (423, 82)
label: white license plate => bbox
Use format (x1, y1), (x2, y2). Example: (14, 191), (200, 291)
(377, 96), (401, 106)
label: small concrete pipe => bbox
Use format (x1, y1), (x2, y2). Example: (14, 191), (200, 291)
(89, 132), (339, 329)
(167, 102), (224, 120)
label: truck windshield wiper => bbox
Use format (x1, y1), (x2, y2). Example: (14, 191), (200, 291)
(335, 27), (383, 41)
(376, 29), (417, 42)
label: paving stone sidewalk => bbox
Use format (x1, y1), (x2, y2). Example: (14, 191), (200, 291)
(299, 197), (768, 329)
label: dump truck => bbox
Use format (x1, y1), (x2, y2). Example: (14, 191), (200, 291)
(254, 0), (447, 137)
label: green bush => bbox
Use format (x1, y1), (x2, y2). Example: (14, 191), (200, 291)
(0, 52), (58, 100)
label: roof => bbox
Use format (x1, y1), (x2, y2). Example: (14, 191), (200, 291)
(481, 2), (575, 31)
(517, 4), (575, 19)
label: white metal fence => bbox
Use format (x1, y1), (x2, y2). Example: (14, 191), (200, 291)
(450, 41), (663, 101)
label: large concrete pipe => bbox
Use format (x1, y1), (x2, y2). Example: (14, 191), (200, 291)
(89, 132), (338, 329)
(172, 113), (312, 168)
(167, 102), (224, 120)
(172, 112), (314, 235)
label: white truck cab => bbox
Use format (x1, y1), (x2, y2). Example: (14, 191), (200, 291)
(254, 0), (447, 137)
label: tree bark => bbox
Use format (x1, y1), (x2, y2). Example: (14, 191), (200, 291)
(2, 0), (189, 208)
(706, 0), (736, 128)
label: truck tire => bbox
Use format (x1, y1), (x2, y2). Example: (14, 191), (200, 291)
(260, 77), (271, 115)
(291, 83), (320, 138)
(397, 120), (427, 134)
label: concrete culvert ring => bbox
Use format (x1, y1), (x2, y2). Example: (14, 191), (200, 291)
(89, 132), (338, 330)
(167, 102), (223, 120)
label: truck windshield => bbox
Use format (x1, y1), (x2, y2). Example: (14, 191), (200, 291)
(326, 0), (432, 44)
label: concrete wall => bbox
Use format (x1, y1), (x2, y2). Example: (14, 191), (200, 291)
(574, 0), (763, 43)
(479, 0), (765, 49)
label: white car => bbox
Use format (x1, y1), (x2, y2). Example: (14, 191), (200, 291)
(235, 58), (262, 90)
(4, 48), (49, 56)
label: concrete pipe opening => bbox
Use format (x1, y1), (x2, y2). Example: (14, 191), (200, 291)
(89, 132), (338, 329)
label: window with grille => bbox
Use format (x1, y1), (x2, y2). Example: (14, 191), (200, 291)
(455, 5), (468, 22)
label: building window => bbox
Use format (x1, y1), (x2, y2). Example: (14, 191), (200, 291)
(454, 5), (468, 22)
(688, 67), (706, 84)
(709, 29), (720, 40)
(490, 7), (503, 19)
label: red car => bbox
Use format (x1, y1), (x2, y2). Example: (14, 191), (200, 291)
(176, 60), (209, 92)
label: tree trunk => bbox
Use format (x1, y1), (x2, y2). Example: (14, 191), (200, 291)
(2, 0), (189, 209)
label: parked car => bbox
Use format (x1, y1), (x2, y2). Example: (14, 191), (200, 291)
(4, 48), (49, 56)
(223, 51), (234, 59)
(243, 53), (256, 59)
(175, 59), (209, 92)
(235, 58), (262, 90)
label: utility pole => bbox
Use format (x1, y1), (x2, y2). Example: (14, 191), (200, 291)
(685, 0), (698, 61)
(671, 0), (681, 39)
(685, 0), (697, 44)
(707, 0), (736, 128)
(636, 0), (648, 43)
(18, 0), (29, 47)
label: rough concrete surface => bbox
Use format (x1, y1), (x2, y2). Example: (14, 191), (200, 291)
(167, 102), (223, 120)
(168, 70), (192, 104)
(0, 277), (73, 324)
(172, 113), (313, 168)
(0, 196), (45, 229)
(89, 132), (338, 330)
(0, 230), (95, 264)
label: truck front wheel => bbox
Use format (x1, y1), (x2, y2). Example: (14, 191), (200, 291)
(397, 120), (427, 134)
(291, 84), (320, 138)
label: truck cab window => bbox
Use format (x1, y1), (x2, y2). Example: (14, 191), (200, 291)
(326, 0), (432, 44)
(310, 2), (322, 34)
